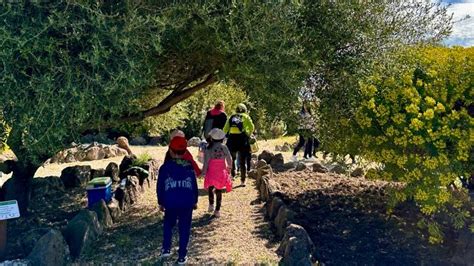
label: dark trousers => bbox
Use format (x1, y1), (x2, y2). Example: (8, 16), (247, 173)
(230, 150), (250, 182)
(208, 186), (223, 211)
(313, 138), (320, 156)
(305, 137), (313, 158)
(293, 134), (314, 158)
(227, 134), (251, 182)
(162, 207), (193, 258)
(236, 152), (252, 172)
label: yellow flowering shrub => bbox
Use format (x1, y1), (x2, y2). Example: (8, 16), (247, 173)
(356, 46), (473, 242)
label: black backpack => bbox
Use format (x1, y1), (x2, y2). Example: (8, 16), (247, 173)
(229, 114), (244, 133)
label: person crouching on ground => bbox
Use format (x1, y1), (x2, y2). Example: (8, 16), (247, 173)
(164, 129), (202, 177)
(157, 136), (198, 265)
(202, 128), (233, 218)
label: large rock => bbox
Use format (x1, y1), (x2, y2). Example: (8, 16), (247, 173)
(119, 155), (137, 179)
(27, 229), (69, 266)
(31, 176), (65, 199)
(351, 167), (365, 177)
(64, 152), (76, 163)
(102, 146), (116, 159)
(312, 163), (328, 173)
(114, 187), (131, 211)
(91, 168), (106, 179)
(187, 137), (201, 147)
(143, 159), (159, 181)
(277, 224), (315, 266)
(330, 164), (346, 174)
(63, 210), (103, 258)
(106, 198), (122, 222)
(112, 146), (128, 156)
(274, 206), (296, 238)
(256, 165), (273, 188)
(74, 151), (87, 162)
(130, 136), (148, 145)
(259, 178), (280, 202)
(60, 165), (91, 188)
(105, 162), (120, 182)
(451, 227), (474, 265)
(250, 158), (258, 169)
(18, 228), (51, 255)
(90, 199), (113, 228)
(258, 150), (274, 164)
(270, 153), (285, 170)
(295, 162), (307, 171)
(283, 162), (295, 170)
(85, 146), (106, 161)
(266, 197), (284, 221)
(125, 175), (140, 203)
(256, 159), (268, 169)
(248, 169), (258, 179)
(280, 143), (292, 152)
(259, 175), (271, 202)
(122, 167), (150, 189)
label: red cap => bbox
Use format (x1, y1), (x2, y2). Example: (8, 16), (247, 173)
(169, 136), (187, 151)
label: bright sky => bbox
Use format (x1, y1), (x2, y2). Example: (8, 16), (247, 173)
(440, 0), (474, 46)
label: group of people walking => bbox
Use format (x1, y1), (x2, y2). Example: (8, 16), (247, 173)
(156, 100), (254, 264)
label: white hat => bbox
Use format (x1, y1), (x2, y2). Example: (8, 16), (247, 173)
(209, 128), (226, 140)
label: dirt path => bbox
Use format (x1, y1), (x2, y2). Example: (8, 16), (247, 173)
(80, 171), (279, 265)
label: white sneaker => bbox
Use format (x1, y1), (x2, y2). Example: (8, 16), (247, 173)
(208, 204), (215, 213)
(160, 249), (171, 258)
(177, 256), (188, 265)
(305, 157), (315, 162)
(291, 155), (298, 162)
(213, 210), (221, 218)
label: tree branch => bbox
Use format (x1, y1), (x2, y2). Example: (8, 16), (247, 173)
(121, 73), (217, 123)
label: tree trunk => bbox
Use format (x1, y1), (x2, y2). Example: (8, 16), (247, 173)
(1, 160), (38, 215)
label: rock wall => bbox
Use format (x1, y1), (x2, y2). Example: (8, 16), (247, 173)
(48, 143), (128, 164)
(252, 158), (315, 265)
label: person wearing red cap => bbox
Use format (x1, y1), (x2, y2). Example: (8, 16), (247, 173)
(157, 136), (198, 264)
(164, 130), (201, 177)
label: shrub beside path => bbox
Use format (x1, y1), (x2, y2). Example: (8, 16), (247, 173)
(80, 177), (280, 264)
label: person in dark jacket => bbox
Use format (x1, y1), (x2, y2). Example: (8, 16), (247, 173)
(157, 136), (198, 265)
(223, 103), (254, 187)
(203, 100), (227, 142)
(292, 103), (316, 162)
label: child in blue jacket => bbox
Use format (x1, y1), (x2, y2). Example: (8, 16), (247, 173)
(157, 136), (198, 264)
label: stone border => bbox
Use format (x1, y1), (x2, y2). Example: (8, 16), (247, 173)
(21, 160), (158, 265)
(251, 159), (316, 265)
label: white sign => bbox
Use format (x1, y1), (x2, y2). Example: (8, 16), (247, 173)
(0, 200), (20, 220)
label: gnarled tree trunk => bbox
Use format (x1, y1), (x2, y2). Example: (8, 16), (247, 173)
(1, 160), (38, 215)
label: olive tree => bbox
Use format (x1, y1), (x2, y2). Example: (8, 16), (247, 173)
(0, 1), (453, 214)
(0, 1), (306, 212)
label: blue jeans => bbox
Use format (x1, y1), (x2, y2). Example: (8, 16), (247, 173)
(162, 207), (193, 258)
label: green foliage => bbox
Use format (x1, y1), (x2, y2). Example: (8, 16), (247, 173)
(353, 46), (473, 241)
(0, 1), (307, 165)
(301, 1), (452, 146)
(180, 82), (248, 137)
(0, 1), (161, 164)
(0, 116), (9, 152)
(132, 153), (152, 167)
